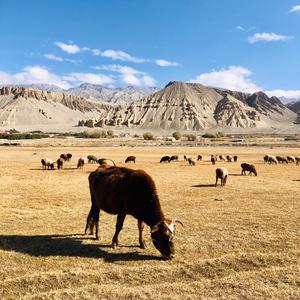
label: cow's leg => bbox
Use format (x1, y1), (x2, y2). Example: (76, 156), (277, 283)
(215, 176), (218, 187)
(138, 220), (147, 249)
(93, 208), (100, 240)
(112, 213), (126, 248)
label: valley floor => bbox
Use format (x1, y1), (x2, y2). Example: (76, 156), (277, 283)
(0, 146), (299, 299)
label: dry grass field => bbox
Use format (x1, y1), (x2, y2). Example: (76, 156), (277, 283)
(0, 145), (299, 299)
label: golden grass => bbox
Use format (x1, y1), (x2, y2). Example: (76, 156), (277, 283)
(0, 145), (299, 299)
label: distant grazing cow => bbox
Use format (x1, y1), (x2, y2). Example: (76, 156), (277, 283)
(211, 155), (216, 165)
(267, 155), (278, 165)
(226, 155), (232, 162)
(88, 155), (98, 164)
(85, 166), (183, 259)
(233, 155), (238, 162)
(276, 156), (288, 164)
(41, 158), (54, 170)
(295, 156), (300, 165)
(57, 158), (64, 170)
(77, 157), (87, 169)
(215, 167), (228, 187)
(170, 155), (178, 162)
(66, 153), (72, 161)
(187, 158), (196, 166)
(287, 156), (295, 163)
(219, 155), (225, 161)
(241, 163), (257, 176)
(160, 156), (171, 163)
(197, 155), (202, 161)
(125, 156), (136, 163)
(60, 154), (68, 161)
(264, 155), (270, 163)
(183, 155), (189, 161)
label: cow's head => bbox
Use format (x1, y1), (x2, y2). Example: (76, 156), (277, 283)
(151, 219), (183, 259)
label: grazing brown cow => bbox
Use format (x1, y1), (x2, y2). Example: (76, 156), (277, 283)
(160, 156), (171, 163)
(57, 158), (64, 170)
(125, 156), (136, 163)
(187, 158), (196, 166)
(233, 155), (238, 162)
(219, 155), (225, 161)
(197, 155), (202, 161)
(211, 155), (216, 165)
(60, 154), (68, 161)
(170, 155), (178, 162)
(88, 155), (98, 164)
(85, 166), (182, 259)
(226, 155), (232, 162)
(241, 163), (257, 176)
(66, 153), (72, 161)
(215, 167), (228, 187)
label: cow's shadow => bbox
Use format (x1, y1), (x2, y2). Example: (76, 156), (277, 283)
(0, 234), (161, 262)
(191, 184), (215, 188)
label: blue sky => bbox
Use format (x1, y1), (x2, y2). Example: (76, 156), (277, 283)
(0, 0), (299, 98)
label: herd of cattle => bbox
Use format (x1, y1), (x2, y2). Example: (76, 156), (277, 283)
(39, 151), (299, 259)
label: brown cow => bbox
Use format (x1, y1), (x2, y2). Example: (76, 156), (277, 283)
(57, 158), (64, 170)
(241, 163), (257, 176)
(85, 166), (182, 259)
(125, 156), (136, 163)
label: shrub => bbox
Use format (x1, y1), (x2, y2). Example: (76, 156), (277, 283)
(143, 132), (154, 140)
(107, 130), (114, 137)
(75, 130), (117, 139)
(202, 133), (216, 138)
(172, 131), (181, 140)
(186, 134), (197, 141)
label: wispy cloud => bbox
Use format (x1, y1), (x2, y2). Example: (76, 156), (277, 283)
(94, 64), (156, 86)
(63, 72), (114, 86)
(155, 59), (179, 67)
(265, 89), (300, 99)
(248, 32), (292, 44)
(100, 50), (146, 63)
(289, 5), (300, 13)
(236, 25), (244, 31)
(44, 54), (80, 63)
(190, 65), (261, 93)
(55, 42), (81, 54)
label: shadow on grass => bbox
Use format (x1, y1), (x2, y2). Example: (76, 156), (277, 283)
(0, 234), (162, 262)
(229, 173), (242, 176)
(29, 167), (79, 171)
(191, 184), (215, 188)
(292, 179), (300, 182)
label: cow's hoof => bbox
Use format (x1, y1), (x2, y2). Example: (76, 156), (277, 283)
(139, 242), (147, 249)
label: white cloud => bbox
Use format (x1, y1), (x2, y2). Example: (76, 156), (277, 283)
(44, 53), (80, 63)
(248, 32), (292, 43)
(155, 59), (179, 67)
(93, 64), (156, 86)
(236, 25), (244, 31)
(44, 54), (64, 62)
(0, 66), (72, 89)
(63, 73), (114, 86)
(98, 49), (146, 63)
(55, 42), (81, 54)
(190, 65), (261, 93)
(290, 5), (300, 13)
(265, 89), (300, 99)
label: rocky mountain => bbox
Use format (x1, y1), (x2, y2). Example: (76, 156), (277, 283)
(287, 101), (300, 123)
(0, 86), (111, 127)
(67, 83), (159, 104)
(92, 81), (297, 130)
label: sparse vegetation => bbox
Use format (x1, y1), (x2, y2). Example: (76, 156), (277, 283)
(75, 130), (115, 139)
(202, 132), (226, 138)
(172, 131), (182, 140)
(143, 132), (154, 140)
(0, 132), (50, 140)
(186, 133), (197, 141)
